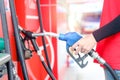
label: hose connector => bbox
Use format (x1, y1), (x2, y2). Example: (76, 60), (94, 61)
(88, 49), (106, 64)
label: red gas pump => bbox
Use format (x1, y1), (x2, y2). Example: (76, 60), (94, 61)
(0, 0), (58, 80)
(14, 0), (58, 80)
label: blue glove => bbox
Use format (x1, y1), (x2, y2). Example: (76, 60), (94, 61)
(59, 32), (82, 50)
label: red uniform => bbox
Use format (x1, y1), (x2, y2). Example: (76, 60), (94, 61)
(95, 0), (120, 70)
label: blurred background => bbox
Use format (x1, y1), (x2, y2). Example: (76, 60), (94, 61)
(0, 0), (105, 80)
(57, 0), (105, 80)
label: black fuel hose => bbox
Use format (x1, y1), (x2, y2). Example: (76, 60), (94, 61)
(104, 63), (119, 80)
(88, 49), (119, 80)
(0, 0), (13, 79)
(31, 39), (56, 80)
(9, 0), (29, 80)
(36, 0), (52, 71)
(19, 29), (56, 80)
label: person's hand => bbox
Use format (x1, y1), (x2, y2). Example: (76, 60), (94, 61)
(70, 34), (97, 54)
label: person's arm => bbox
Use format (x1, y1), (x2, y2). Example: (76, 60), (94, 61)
(93, 15), (120, 42)
(71, 15), (120, 54)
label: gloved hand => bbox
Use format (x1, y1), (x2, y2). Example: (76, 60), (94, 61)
(58, 32), (82, 50)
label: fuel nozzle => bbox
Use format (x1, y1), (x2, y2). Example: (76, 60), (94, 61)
(58, 32), (88, 68)
(58, 32), (82, 49)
